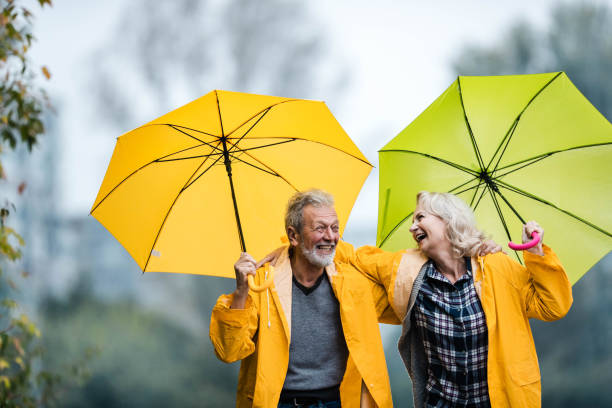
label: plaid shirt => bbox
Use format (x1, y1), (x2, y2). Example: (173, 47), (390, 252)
(412, 259), (490, 408)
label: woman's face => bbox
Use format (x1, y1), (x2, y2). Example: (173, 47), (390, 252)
(409, 204), (449, 255)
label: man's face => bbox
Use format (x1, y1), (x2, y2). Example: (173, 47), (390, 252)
(290, 204), (340, 268)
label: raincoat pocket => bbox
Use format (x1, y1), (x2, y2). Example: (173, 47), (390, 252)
(509, 359), (540, 386)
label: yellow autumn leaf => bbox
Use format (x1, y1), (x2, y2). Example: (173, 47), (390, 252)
(41, 66), (51, 80)
(0, 359), (9, 370)
(0, 376), (9, 388)
(15, 356), (24, 369)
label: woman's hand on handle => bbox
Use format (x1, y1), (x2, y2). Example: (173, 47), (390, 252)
(523, 221), (544, 256)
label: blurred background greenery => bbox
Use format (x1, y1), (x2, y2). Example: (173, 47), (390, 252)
(1, 0), (610, 406)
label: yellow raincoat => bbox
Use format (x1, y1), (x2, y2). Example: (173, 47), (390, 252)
(209, 241), (423, 408)
(350, 244), (573, 408)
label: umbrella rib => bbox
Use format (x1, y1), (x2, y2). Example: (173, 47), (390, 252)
(487, 119), (519, 173)
(168, 125), (224, 153)
(215, 90), (226, 137)
(138, 123), (220, 140)
(495, 181), (611, 238)
(448, 176), (480, 196)
(492, 154), (551, 180)
(488, 188), (523, 264)
(157, 152), (223, 162)
(226, 108), (272, 149)
(493, 187), (526, 224)
(472, 182), (490, 210)
(457, 77), (486, 172)
(90, 142), (214, 213)
(182, 149), (225, 192)
(143, 147), (224, 272)
(489, 188), (512, 240)
(227, 153), (280, 177)
(487, 72), (563, 172)
(225, 139), (300, 191)
(379, 149), (480, 177)
(229, 139), (297, 154)
(378, 211), (415, 248)
(243, 137), (372, 166)
(224, 100), (298, 137)
(447, 178), (486, 205)
(492, 142), (612, 177)
(471, 180), (486, 207)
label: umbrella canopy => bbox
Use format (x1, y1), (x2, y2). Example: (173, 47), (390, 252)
(377, 72), (611, 284)
(91, 90), (371, 278)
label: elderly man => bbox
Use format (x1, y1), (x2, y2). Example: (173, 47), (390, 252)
(210, 189), (416, 408)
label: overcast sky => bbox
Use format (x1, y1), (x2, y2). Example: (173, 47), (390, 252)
(29, 0), (612, 246)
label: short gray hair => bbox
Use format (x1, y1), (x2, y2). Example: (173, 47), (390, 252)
(416, 191), (487, 258)
(285, 189), (335, 233)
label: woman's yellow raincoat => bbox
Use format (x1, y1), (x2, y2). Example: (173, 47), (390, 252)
(351, 244), (573, 408)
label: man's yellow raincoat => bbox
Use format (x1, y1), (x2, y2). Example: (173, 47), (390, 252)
(209, 241), (423, 408)
(351, 244), (573, 408)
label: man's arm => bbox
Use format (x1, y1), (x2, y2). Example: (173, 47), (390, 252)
(209, 253), (260, 363)
(210, 292), (259, 363)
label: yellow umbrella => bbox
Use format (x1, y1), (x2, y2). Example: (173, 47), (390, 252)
(91, 90), (372, 282)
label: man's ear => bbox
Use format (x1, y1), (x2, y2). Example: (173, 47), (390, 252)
(287, 226), (300, 247)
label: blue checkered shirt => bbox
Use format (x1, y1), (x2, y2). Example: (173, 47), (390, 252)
(411, 258), (490, 408)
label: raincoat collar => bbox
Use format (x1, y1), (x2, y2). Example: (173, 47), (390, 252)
(272, 245), (341, 340)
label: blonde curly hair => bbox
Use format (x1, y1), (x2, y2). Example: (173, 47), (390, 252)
(416, 191), (487, 258)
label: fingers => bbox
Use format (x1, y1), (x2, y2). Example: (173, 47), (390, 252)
(522, 220), (544, 242)
(523, 221), (544, 256)
(255, 247), (283, 268)
(236, 252), (257, 271)
(478, 240), (503, 256)
(234, 252), (256, 281)
(255, 254), (275, 269)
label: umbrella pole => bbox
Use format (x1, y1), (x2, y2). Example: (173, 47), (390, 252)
(221, 137), (247, 252)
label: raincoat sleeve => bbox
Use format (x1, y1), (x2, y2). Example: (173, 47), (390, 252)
(522, 244), (573, 321)
(209, 292), (259, 363)
(350, 244), (427, 322)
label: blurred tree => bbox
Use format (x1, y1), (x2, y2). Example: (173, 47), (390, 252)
(453, 1), (612, 120)
(0, 0), (71, 406)
(453, 2), (612, 406)
(90, 0), (346, 131)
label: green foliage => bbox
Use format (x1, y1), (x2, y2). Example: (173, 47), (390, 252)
(453, 2), (612, 120)
(0, 0), (71, 406)
(0, 0), (51, 151)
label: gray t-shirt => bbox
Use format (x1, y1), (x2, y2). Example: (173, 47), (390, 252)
(282, 273), (349, 392)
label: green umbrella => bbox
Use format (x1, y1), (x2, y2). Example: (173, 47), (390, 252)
(377, 72), (611, 284)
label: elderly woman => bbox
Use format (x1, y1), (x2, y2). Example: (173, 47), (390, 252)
(352, 191), (572, 408)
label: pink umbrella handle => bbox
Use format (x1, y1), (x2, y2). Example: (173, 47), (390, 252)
(508, 231), (541, 251)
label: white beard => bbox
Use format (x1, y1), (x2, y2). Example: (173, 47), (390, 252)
(299, 241), (335, 268)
